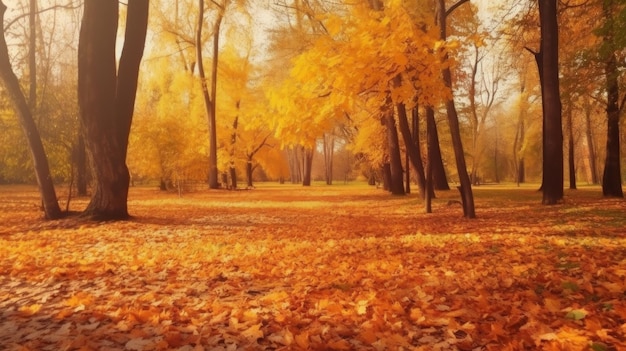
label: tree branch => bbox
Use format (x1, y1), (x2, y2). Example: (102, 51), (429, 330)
(446, 0), (470, 18)
(3, 2), (81, 32)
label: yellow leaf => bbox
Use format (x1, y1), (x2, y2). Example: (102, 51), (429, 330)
(19, 303), (42, 316)
(242, 323), (264, 342)
(295, 331), (310, 349)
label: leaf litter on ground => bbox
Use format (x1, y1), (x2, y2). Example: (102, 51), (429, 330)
(0, 184), (625, 351)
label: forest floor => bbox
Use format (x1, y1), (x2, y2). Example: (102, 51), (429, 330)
(0, 183), (625, 351)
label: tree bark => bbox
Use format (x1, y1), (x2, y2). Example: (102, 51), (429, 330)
(78, 0), (148, 220)
(196, 0), (222, 189)
(437, 0), (474, 217)
(601, 0), (623, 197)
(395, 86), (426, 197)
(302, 147), (314, 186)
(229, 105), (239, 190)
(584, 103), (598, 184)
(538, 0), (564, 204)
(75, 134), (88, 196)
(0, 1), (62, 219)
(425, 107), (449, 190)
(566, 106), (576, 189)
(323, 133), (335, 185)
(382, 108), (405, 195)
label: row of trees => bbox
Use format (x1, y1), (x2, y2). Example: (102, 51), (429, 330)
(0, 0), (625, 220)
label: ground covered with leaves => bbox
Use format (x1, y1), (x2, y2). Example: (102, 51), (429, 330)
(1, 183), (625, 351)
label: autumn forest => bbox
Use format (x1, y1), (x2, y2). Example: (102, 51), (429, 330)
(1, 0), (626, 350)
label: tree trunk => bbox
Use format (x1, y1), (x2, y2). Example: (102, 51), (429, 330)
(302, 147), (314, 186)
(196, 0), (222, 189)
(323, 133), (335, 185)
(437, 0), (474, 217)
(538, 0), (564, 204)
(246, 158), (253, 187)
(513, 94), (526, 185)
(382, 163), (391, 191)
(425, 107), (435, 213)
(383, 108), (405, 195)
(229, 109), (239, 190)
(425, 107), (449, 190)
(75, 134), (88, 196)
(78, 0), (148, 220)
(584, 104), (598, 184)
(0, 1), (62, 219)
(395, 85), (426, 196)
(601, 0), (623, 197)
(567, 106), (576, 189)
(28, 0), (36, 110)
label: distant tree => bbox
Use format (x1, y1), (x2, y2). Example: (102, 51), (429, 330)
(77, 0), (148, 219)
(0, 1), (62, 219)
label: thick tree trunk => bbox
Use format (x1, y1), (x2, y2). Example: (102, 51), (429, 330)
(302, 148), (314, 186)
(383, 108), (405, 195)
(425, 107), (449, 190)
(78, 0), (148, 220)
(601, 0), (623, 197)
(437, 0), (474, 217)
(538, 0), (564, 204)
(0, 1), (62, 219)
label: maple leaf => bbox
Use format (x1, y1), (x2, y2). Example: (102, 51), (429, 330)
(241, 323), (264, 343)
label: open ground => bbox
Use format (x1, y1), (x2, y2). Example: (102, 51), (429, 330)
(0, 183), (625, 350)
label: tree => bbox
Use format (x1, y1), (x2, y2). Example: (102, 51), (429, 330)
(599, 0), (624, 197)
(0, 0), (61, 219)
(77, 0), (148, 219)
(537, 0), (564, 204)
(436, 0), (476, 218)
(196, 0), (223, 189)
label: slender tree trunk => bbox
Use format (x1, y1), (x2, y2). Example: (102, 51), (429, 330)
(425, 108), (434, 213)
(584, 105), (598, 184)
(196, 0), (222, 189)
(28, 0), (36, 110)
(567, 106), (576, 189)
(437, 0), (474, 217)
(323, 133), (335, 185)
(78, 0), (148, 220)
(396, 93), (426, 196)
(405, 146), (411, 194)
(229, 112), (238, 190)
(538, 0), (564, 204)
(0, 2), (62, 219)
(513, 93), (526, 185)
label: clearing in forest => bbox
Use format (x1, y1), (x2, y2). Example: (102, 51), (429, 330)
(0, 183), (625, 351)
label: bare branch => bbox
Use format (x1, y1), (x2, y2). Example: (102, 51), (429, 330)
(3, 1), (81, 32)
